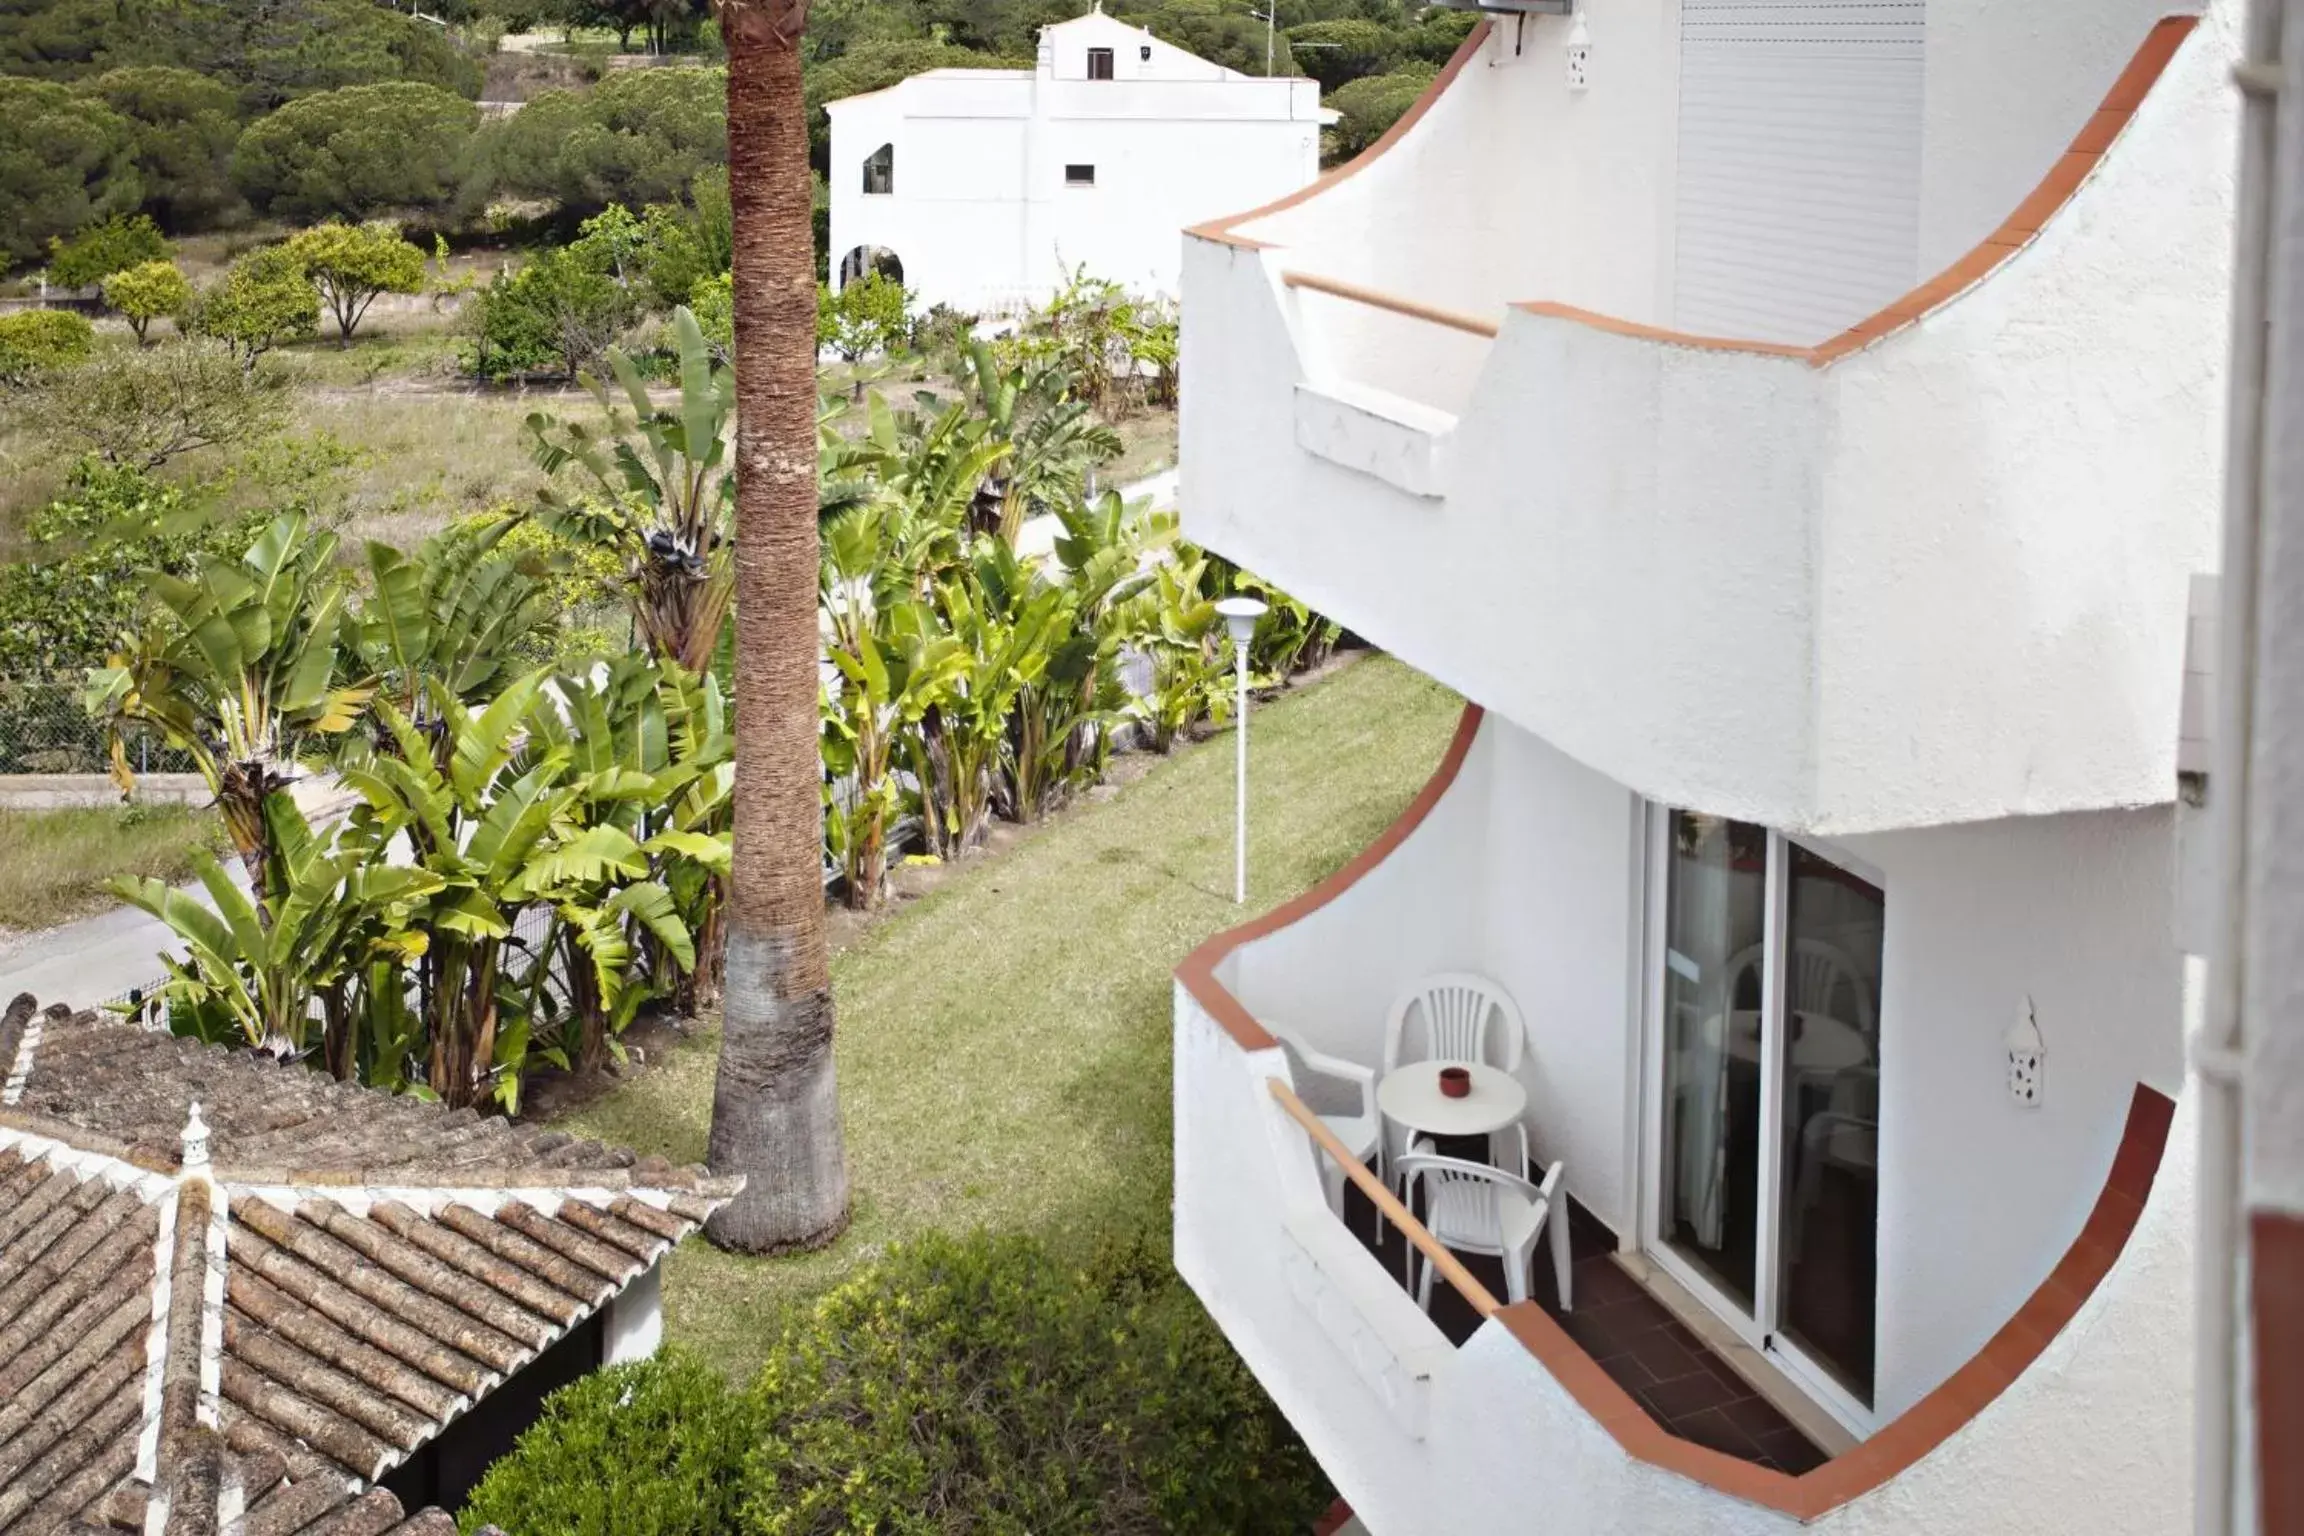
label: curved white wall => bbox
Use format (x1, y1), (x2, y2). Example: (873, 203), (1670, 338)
(1181, 4), (2236, 834)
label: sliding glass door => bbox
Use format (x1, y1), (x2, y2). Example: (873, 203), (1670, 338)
(1647, 809), (1884, 1424)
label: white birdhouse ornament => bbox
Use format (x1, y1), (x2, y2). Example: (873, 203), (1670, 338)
(2006, 1000), (2044, 1108)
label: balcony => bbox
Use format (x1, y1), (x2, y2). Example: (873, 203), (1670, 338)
(1172, 705), (2189, 1533)
(1176, 12), (2229, 835)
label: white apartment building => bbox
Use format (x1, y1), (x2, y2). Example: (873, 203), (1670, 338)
(1171, 1), (2242, 1530)
(823, 9), (1328, 314)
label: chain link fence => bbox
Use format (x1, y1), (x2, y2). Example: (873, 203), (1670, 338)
(0, 676), (195, 777)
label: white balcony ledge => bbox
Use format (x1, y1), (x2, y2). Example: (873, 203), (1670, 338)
(1176, 12), (2232, 835)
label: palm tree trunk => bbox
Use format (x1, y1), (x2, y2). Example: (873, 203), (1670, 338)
(708, 0), (851, 1254)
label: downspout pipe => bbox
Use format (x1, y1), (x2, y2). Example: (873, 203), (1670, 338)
(2201, 1), (2286, 1530)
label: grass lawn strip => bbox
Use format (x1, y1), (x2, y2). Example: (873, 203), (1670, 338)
(566, 654), (1461, 1380)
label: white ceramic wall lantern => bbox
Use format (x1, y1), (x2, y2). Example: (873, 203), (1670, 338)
(2007, 999), (2044, 1108)
(1564, 10), (1592, 90)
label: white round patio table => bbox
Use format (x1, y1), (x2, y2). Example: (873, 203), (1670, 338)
(1377, 1060), (1527, 1143)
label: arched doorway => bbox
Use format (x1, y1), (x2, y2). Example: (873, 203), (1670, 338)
(837, 245), (904, 290)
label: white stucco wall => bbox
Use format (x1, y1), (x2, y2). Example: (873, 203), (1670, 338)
(1842, 807), (2185, 1419)
(825, 14), (1322, 313)
(1180, 2), (2236, 835)
(603, 1257), (664, 1364)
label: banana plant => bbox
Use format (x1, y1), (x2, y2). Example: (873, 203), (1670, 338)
(357, 515), (558, 718)
(1127, 551), (1235, 754)
(86, 511), (370, 889)
(109, 790), (441, 1069)
(820, 504), (969, 907)
(959, 340), (1122, 547)
(528, 305), (734, 675)
(923, 556), (1067, 855)
(523, 655), (731, 1058)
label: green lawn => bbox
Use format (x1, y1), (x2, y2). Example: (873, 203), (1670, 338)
(567, 654), (1462, 1378)
(0, 803), (228, 931)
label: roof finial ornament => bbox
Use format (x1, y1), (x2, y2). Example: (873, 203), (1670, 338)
(181, 1101), (210, 1173)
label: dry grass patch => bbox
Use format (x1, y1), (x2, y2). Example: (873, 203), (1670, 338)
(0, 803), (228, 931)
(564, 654), (1463, 1379)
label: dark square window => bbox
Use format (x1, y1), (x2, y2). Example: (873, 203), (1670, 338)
(1065, 163), (1096, 186)
(1087, 46), (1114, 79)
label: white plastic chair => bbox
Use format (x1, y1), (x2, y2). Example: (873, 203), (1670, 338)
(1724, 939), (1876, 1035)
(1271, 1026), (1381, 1235)
(1396, 1140), (1573, 1311)
(1379, 973), (1527, 1185)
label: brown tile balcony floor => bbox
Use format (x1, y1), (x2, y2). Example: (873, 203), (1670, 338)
(1340, 1183), (1830, 1475)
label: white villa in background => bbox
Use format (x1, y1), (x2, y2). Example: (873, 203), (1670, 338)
(1173, 0), (2239, 1531)
(824, 8), (1328, 314)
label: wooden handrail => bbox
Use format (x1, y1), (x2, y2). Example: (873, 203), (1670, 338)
(1266, 1076), (1502, 1318)
(1279, 270), (1503, 339)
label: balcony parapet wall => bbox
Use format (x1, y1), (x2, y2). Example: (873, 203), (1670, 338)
(1178, 11), (2231, 833)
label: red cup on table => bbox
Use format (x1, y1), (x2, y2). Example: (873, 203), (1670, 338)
(1438, 1065), (1472, 1099)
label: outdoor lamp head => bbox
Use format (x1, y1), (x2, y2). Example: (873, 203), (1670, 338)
(1214, 595), (1268, 645)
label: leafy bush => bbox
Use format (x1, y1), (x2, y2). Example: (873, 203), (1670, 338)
(461, 1351), (762, 1536)
(741, 1231), (1330, 1535)
(230, 81), (479, 221)
(464, 245), (638, 380)
(48, 212), (170, 290)
(0, 78), (141, 267)
(187, 245), (319, 363)
(100, 260), (194, 344)
(0, 462), (259, 676)
(1283, 17), (1401, 91)
(20, 339), (289, 471)
(0, 309), (94, 384)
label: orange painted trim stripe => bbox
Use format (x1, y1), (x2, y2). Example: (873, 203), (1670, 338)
(1282, 271), (1502, 339)
(1176, 705), (2177, 1520)
(1185, 20), (1496, 253)
(1509, 15), (2198, 369)
(1175, 704), (1484, 1053)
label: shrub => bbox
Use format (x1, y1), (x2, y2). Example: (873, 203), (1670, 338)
(100, 260), (194, 344)
(1283, 18), (1401, 91)
(0, 78), (141, 267)
(48, 212), (170, 290)
(740, 1231), (1330, 1536)
(0, 462), (261, 676)
(20, 339), (289, 471)
(187, 245), (318, 363)
(464, 246), (637, 380)
(0, 309), (95, 384)
(283, 223), (427, 344)
(459, 1350), (762, 1536)
(229, 81), (479, 222)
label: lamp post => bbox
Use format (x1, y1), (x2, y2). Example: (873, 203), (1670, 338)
(1214, 596), (1268, 904)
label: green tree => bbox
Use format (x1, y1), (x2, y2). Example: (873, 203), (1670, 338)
(0, 309), (94, 384)
(48, 211), (170, 289)
(21, 338), (288, 469)
(187, 245), (319, 364)
(1283, 16), (1397, 89)
(172, 0), (484, 112)
(474, 67), (727, 214)
(1326, 61), (1437, 161)
(76, 67), (245, 231)
(815, 271), (910, 366)
(0, 77), (140, 267)
(283, 222), (426, 345)
(99, 258), (193, 343)
(466, 245), (637, 380)
(229, 81), (479, 221)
